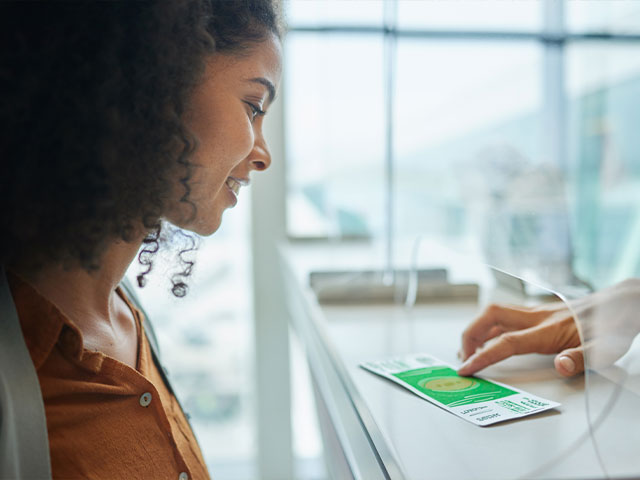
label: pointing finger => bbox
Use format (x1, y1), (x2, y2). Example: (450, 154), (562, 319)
(458, 326), (550, 376)
(461, 304), (542, 361)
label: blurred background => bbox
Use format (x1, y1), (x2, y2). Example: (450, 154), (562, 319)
(126, 1), (640, 479)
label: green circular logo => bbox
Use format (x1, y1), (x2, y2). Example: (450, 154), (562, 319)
(419, 376), (479, 392)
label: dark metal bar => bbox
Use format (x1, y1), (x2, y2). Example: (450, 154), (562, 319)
(287, 25), (640, 44)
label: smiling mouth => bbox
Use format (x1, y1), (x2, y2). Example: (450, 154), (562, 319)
(225, 176), (249, 199)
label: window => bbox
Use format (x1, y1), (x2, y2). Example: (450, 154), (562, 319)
(284, 0), (640, 289)
(285, 34), (385, 239)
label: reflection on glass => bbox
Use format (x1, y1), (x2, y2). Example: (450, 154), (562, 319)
(567, 42), (640, 288)
(285, 34), (386, 239)
(392, 41), (573, 285)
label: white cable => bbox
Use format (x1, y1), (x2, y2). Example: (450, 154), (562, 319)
(404, 235), (425, 310)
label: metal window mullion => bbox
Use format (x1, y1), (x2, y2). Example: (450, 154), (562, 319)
(543, 0), (567, 171)
(288, 25), (640, 44)
(383, 0), (398, 282)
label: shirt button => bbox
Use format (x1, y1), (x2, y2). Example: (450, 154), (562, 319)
(178, 473), (188, 480)
(139, 392), (152, 407)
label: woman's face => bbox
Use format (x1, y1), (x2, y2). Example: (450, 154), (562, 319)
(166, 33), (282, 235)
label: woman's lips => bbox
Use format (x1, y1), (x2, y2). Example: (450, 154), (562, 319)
(224, 176), (249, 206)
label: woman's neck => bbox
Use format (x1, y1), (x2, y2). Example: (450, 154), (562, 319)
(18, 237), (144, 329)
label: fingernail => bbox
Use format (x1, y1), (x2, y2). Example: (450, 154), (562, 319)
(558, 355), (575, 373)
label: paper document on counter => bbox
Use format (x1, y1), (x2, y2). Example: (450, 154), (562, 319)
(361, 353), (560, 426)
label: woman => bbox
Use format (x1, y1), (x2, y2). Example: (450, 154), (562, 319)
(0, 1), (282, 478)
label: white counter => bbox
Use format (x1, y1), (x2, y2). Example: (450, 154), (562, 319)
(281, 243), (638, 480)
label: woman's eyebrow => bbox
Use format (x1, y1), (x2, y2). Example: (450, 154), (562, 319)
(247, 77), (276, 104)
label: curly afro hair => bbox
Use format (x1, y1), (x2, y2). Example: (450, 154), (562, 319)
(0, 0), (283, 296)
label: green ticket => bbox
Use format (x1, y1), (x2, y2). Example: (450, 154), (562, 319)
(361, 353), (560, 426)
(394, 365), (517, 407)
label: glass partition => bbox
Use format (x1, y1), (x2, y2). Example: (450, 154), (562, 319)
(395, 149), (640, 477)
(570, 282), (640, 478)
(566, 40), (640, 289)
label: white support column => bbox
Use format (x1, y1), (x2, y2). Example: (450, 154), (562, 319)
(251, 76), (293, 479)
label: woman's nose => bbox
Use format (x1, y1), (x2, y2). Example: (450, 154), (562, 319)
(248, 135), (272, 171)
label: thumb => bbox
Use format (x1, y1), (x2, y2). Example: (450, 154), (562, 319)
(554, 346), (585, 377)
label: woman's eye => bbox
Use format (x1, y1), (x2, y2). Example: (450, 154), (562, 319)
(244, 101), (265, 122)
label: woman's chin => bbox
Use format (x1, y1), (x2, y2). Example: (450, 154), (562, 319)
(168, 213), (223, 237)
(191, 216), (223, 237)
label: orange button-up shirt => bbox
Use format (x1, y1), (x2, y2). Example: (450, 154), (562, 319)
(8, 273), (210, 480)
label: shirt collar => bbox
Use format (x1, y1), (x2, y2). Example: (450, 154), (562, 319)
(8, 271), (84, 370)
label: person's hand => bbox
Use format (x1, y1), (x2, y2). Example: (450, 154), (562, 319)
(457, 302), (582, 377)
(458, 278), (640, 378)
